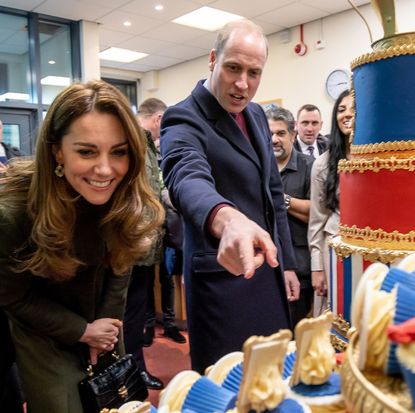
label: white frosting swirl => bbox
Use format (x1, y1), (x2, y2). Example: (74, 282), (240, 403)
(299, 330), (335, 385)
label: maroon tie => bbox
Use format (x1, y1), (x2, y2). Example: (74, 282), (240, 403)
(233, 112), (250, 141)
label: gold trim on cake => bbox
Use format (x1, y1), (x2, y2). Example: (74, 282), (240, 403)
(340, 332), (412, 413)
(339, 224), (415, 250)
(338, 157), (415, 173)
(351, 37), (415, 70)
(351, 140), (415, 156)
(372, 32), (415, 51)
(329, 237), (409, 264)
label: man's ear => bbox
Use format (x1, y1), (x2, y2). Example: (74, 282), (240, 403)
(208, 49), (216, 71)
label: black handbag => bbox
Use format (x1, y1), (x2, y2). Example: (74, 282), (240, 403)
(78, 352), (148, 413)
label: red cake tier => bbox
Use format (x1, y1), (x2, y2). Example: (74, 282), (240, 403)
(339, 166), (415, 250)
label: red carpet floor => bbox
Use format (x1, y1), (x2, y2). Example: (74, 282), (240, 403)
(144, 324), (191, 407)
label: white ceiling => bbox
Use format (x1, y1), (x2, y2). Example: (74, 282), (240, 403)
(1, 0), (370, 73)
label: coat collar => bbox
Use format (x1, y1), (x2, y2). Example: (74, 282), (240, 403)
(191, 80), (270, 171)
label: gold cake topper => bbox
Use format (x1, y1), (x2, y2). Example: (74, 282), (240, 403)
(371, 0), (397, 38)
(348, 0), (397, 44)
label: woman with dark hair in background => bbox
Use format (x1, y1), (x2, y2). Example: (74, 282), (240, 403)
(0, 80), (164, 412)
(308, 90), (353, 315)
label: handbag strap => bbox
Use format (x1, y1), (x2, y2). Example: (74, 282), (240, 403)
(77, 343), (121, 377)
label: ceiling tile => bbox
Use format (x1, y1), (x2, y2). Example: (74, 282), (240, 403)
(300, 0), (370, 14)
(157, 44), (208, 60)
(98, 28), (135, 49)
(117, 35), (177, 54)
(256, 3), (330, 28)
(0, 0), (44, 11)
(97, 10), (164, 35)
(209, 0), (294, 18)
(142, 21), (207, 43)
(252, 19), (286, 35)
(32, 0), (113, 21)
(182, 31), (218, 49)
(120, 0), (200, 21)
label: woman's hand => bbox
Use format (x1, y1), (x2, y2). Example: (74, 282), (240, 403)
(79, 318), (122, 351)
(312, 271), (327, 296)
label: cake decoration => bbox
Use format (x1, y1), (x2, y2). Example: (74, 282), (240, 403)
(237, 329), (292, 413)
(290, 312), (335, 387)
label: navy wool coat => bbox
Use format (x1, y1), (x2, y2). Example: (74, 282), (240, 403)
(160, 80), (296, 373)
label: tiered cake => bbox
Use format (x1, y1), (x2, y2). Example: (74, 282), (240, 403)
(330, 23), (415, 321)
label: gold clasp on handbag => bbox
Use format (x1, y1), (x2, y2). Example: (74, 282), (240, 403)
(118, 385), (128, 399)
(86, 364), (94, 377)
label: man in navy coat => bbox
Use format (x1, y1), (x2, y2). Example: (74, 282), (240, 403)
(160, 19), (300, 373)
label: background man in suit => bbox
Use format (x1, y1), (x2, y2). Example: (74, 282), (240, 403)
(266, 107), (314, 327)
(294, 104), (328, 157)
(160, 19), (300, 373)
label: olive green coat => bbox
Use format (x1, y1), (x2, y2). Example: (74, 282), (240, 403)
(0, 202), (130, 413)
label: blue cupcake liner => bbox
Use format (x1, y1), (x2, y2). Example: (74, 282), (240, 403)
(400, 364), (415, 410)
(380, 268), (415, 293)
(386, 284), (415, 375)
(182, 377), (237, 413)
(248, 398), (306, 413)
(292, 372), (341, 397)
(222, 362), (243, 394)
(283, 352), (296, 380)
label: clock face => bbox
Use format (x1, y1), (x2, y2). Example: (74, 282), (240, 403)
(326, 69), (350, 99)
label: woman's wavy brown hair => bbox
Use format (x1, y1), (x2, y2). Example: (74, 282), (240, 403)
(1, 80), (164, 280)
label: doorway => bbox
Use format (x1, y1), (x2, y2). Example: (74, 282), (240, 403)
(0, 109), (37, 155)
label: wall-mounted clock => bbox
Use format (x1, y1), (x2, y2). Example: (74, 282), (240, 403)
(326, 69), (350, 99)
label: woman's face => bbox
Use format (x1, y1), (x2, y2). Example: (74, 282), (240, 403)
(336, 94), (353, 137)
(54, 112), (130, 205)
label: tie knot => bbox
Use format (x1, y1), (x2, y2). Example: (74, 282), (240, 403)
(307, 146), (315, 156)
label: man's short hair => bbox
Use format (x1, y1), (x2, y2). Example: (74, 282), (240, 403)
(296, 104), (321, 120)
(265, 107), (295, 134)
(214, 20), (268, 58)
(137, 98), (167, 117)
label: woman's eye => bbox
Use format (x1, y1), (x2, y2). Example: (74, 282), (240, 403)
(112, 148), (128, 157)
(78, 149), (95, 156)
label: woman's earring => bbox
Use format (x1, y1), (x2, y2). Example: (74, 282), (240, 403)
(55, 164), (64, 178)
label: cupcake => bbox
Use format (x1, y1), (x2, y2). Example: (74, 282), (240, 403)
(158, 370), (237, 413)
(388, 317), (415, 409)
(205, 351), (243, 394)
(100, 401), (155, 413)
(237, 330), (292, 413)
(380, 267), (415, 294)
(287, 312), (345, 412)
(386, 284), (415, 375)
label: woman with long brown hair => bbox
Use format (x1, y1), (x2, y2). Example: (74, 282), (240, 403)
(0, 80), (164, 412)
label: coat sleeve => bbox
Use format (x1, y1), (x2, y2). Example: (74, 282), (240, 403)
(160, 106), (236, 235)
(96, 270), (130, 321)
(0, 210), (87, 345)
(308, 154), (331, 272)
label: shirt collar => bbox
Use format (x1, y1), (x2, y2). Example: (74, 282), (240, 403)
(281, 148), (299, 173)
(296, 136), (318, 152)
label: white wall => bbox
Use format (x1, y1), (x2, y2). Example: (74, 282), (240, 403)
(140, 0), (415, 134)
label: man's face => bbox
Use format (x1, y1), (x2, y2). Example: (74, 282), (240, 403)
(208, 30), (267, 114)
(296, 109), (323, 145)
(269, 119), (295, 161)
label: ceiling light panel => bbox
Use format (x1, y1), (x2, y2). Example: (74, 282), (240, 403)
(172, 7), (243, 31)
(98, 47), (148, 63)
